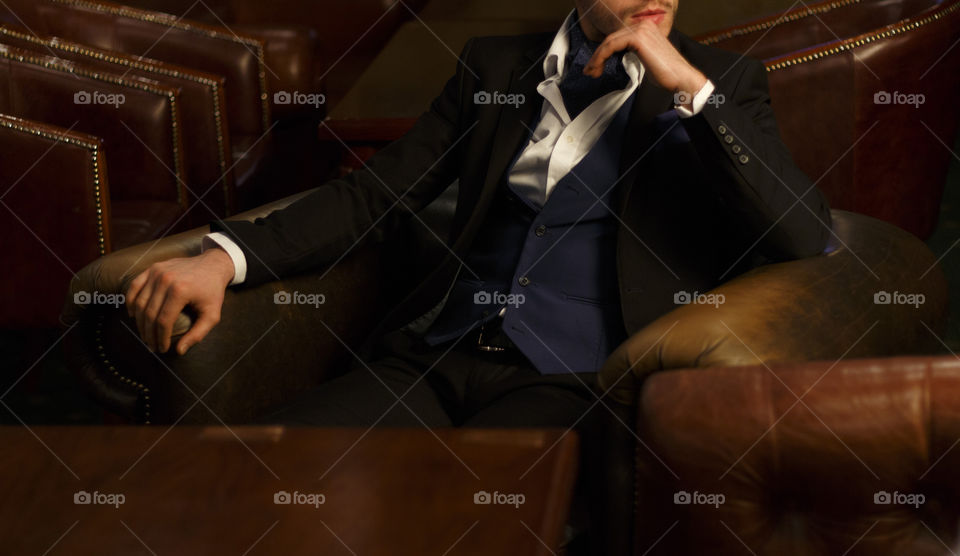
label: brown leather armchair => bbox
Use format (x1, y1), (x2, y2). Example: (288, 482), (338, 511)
(0, 44), (189, 247)
(696, 0), (960, 239)
(60, 185), (948, 552)
(1, 115), (111, 328)
(0, 24), (236, 219)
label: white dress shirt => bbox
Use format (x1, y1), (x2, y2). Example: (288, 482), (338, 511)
(205, 10), (715, 285)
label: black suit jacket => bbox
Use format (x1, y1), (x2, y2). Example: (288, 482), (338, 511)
(214, 28), (832, 344)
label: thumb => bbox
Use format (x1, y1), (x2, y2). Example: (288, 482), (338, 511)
(176, 309), (221, 355)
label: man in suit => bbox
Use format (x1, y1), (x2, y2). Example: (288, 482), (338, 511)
(125, 0), (831, 552)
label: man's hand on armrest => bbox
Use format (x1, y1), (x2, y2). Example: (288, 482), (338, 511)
(125, 247), (235, 355)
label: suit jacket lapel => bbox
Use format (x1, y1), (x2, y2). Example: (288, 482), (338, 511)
(477, 46), (545, 202)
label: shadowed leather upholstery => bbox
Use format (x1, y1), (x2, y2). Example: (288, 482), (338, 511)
(0, 24), (236, 218)
(697, 0), (960, 239)
(1, 115), (110, 328)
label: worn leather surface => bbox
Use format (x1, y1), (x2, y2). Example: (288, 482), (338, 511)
(633, 355), (960, 555)
(62, 187), (387, 423)
(598, 210), (948, 404)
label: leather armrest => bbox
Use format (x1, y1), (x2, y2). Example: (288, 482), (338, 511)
(62, 187), (387, 424)
(598, 210), (949, 404)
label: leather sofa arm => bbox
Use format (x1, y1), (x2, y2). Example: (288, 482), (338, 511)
(62, 188), (387, 424)
(598, 210), (949, 404)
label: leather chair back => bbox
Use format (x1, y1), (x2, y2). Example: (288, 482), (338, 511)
(763, 0), (960, 239)
(36, 0), (271, 138)
(0, 24), (236, 218)
(0, 114), (111, 328)
(697, 0), (938, 60)
(0, 44), (186, 208)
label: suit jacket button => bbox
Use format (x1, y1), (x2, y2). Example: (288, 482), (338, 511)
(724, 134), (735, 144)
(732, 145), (742, 154)
(738, 154), (750, 164)
(718, 124), (727, 134)
(518, 276), (531, 287)
(535, 225), (547, 237)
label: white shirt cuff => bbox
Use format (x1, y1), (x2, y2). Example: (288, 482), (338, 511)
(202, 232), (247, 285)
(674, 79), (716, 119)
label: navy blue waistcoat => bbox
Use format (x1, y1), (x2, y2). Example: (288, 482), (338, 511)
(423, 94), (636, 374)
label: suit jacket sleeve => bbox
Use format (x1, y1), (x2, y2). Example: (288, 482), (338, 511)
(209, 40), (477, 286)
(680, 57), (832, 261)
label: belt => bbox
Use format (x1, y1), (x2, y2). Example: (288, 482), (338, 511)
(472, 317), (519, 353)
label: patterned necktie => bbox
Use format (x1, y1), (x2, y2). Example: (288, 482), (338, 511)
(557, 20), (631, 120)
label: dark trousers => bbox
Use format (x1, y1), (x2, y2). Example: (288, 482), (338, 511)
(257, 328), (636, 555)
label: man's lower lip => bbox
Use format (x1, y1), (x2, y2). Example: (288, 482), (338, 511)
(632, 13), (665, 24)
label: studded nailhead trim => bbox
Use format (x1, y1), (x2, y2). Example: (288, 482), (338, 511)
(0, 116), (107, 255)
(95, 313), (151, 423)
(0, 26), (232, 211)
(0, 48), (187, 206)
(699, 0), (865, 45)
(765, 0), (960, 71)
(52, 0), (272, 133)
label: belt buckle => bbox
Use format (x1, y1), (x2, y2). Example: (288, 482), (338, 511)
(476, 320), (507, 352)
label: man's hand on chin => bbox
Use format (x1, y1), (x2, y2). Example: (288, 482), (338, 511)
(582, 20), (707, 109)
